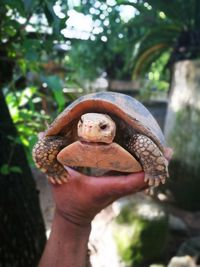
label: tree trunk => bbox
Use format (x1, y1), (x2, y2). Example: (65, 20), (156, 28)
(165, 59), (200, 211)
(0, 89), (46, 266)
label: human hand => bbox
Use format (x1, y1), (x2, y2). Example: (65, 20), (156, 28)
(51, 146), (172, 227)
(51, 168), (146, 226)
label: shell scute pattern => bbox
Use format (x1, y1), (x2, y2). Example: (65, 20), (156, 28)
(45, 92), (165, 148)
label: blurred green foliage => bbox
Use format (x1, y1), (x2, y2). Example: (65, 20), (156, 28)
(68, 0), (166, 82)
(123, 0), (200, 77)
(1, 0), (73, 167)
(68, 0), (200, 91)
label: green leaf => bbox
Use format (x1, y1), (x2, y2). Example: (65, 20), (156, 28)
(23, 39), (40, 62)
(131, 23), (181, 77)
(116, 1), (151, 14)
(10, 166), (23, 174)
(24, 0), (34, 12)
(43, 75), (65, 111)
(25, 50), (39, 62)
(5, 0), (25, 16)
(0, 164), (23, 175)
(44, 0), (60, 35)
(145, 0), (185, 25)
(0, 164), (10, 175)
(6, 135), (22, 145)
(133, 44), (169, 77)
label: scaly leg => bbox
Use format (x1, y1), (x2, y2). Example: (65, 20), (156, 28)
(126, 134), (169, 187)
(32, 136), (69, 184)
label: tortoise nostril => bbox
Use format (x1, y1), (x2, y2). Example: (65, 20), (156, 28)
(100, 124), (108, 130)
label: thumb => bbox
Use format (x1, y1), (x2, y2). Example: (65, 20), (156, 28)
(93, 171), (146, 198)
(65, 167), (146, 198)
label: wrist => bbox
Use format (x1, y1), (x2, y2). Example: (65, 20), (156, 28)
(54, 208), (92, 232)
(39, 210), (91, 267)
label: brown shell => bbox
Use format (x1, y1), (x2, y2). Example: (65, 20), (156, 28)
(45, 92), (165, 152)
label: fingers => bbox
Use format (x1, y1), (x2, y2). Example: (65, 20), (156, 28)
(65, 167), (146, 198)
(93, 172), (146, 198)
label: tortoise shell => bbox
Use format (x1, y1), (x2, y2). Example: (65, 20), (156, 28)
(45, 91), (165, 152)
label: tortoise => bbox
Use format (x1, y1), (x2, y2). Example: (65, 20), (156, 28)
(32, 92), (169, 187)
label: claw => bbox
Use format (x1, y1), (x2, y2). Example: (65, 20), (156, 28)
(145, 173), (167, 187)
(60, 176), (68, 183)
(144, 173), (155, 186)
(48, 176), (68, 185)
(148, 179), (154, 186)
(48, 177), (56, 184)
(55, 178), (63, 185)
(145, 187), (154, 195)
(160, 177), (166, 184)
(149, 187), (154, 195)
(155, 178), (160, 187)
(145, 188), (150, 194)
(47, 172), (68, 184)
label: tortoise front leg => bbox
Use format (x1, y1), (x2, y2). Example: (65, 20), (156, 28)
(127, 134), (169, 187)
(32, 136), (69, 184)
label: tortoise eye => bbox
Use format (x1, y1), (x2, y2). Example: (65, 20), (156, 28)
(100, 124), (108, 130)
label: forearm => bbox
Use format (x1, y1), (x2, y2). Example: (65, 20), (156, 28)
(38, 211), (91, 267)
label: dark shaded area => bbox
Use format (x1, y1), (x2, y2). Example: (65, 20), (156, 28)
(169, 30), (200, 67)
(144, 101), (167, 130)
(168, 159), (200, 211)
(0, 90), (46, 267)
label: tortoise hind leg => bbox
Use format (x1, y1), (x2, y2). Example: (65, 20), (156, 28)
(127, 134), (169, 187)
(32, 136), (69, 184)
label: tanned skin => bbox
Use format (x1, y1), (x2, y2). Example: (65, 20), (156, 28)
(38, 168), (146, 267)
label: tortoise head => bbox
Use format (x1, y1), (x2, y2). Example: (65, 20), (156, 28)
(77, 113), (116, 144)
